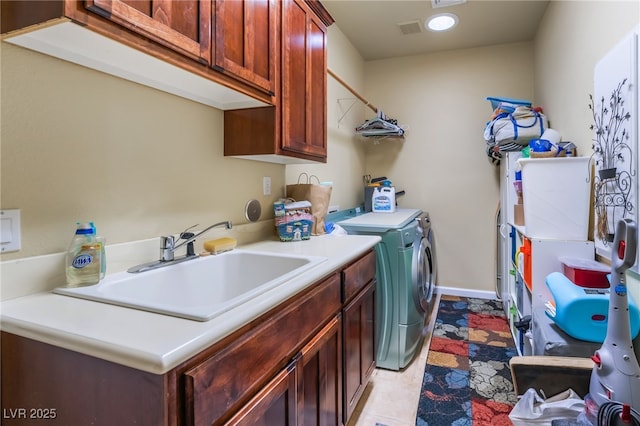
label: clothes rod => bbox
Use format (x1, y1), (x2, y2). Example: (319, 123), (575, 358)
(327, 68), (378, 114)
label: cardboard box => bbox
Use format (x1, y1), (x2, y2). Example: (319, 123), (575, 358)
(514, 204), (525, 226)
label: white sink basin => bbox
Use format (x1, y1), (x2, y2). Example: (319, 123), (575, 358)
(54, 250), (327, 321)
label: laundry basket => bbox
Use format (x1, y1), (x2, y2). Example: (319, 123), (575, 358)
(518, 157), (591, 240)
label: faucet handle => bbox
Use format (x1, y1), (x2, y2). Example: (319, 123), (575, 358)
(160, 235), (176, 261)
(160, 235), (175, 249)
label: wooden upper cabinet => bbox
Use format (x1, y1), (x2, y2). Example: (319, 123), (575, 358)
(214, 0), (278, 95)
(84, 0), (212, 64)
(281, 0), (327, 160)
(223, 0), (332, 163)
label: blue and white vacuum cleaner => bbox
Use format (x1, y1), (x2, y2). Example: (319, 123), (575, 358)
(589, 219), (640, 422)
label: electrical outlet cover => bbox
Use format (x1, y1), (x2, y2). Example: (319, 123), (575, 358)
(0, 209), (21, 252)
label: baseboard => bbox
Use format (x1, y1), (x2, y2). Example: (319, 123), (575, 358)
(436, 285), (500, 301)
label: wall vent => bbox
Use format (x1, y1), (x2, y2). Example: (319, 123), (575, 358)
(431, 0), (466, 9)
(396, 20), (423, 35)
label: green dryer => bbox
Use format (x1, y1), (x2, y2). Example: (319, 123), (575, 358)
(338, 209), (437, 370)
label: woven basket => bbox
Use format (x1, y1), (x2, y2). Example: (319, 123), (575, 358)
(530, 147), (566, 158)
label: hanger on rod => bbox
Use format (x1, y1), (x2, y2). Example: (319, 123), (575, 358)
(355, 110), (404, 137)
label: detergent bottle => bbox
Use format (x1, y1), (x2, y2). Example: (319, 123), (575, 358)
(372, 182), (396, 213)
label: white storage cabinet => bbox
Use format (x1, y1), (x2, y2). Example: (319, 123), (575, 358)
(498, 153), (595, 356)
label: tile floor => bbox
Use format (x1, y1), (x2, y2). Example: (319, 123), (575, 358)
(346, 293), (441, 426)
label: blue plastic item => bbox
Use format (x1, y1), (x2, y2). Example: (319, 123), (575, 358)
(529, 138), (553, 152)
(545, 272), (640, 343)
(486, 96), (532, 110)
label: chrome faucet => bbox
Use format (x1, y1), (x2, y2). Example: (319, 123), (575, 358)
(128, 220), (233, 273)
(161, 221), (232, 261)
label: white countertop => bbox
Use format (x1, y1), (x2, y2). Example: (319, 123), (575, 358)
(1, 234), (380, 374)
(338, 208), (421, 230)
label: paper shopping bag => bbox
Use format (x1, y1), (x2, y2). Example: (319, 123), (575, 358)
(286, 173), (332, 235)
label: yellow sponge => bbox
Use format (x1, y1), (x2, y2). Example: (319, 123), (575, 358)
(203, 237), (237, 255)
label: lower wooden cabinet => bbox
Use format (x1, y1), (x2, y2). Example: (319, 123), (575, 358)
(341, 250), (377, 423)
(183, 273), (341, 425)
(343, 281), (376, 421)
(298, 316), (342, 426)
(225, 316), (341, 426)
(1, 251), (376, 426)
(225, 362), (298, 425)
(0, 331), (169, 426)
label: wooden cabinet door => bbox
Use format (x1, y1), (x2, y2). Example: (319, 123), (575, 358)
(85, 0), (212, 64)
(343, 280), (376, 422)
(184, 274), (341, 425)
(281, 0), (327, 161)
(225, 364), (298, 426)
(297, 316), (342, 426)
(214, 0), (277, 94)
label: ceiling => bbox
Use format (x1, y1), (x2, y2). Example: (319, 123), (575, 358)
(321, 0), (550, 61)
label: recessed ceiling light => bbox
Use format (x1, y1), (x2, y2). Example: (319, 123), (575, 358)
(425, 13), (458, 32)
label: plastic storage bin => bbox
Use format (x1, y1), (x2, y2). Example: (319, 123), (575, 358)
(485, 96), (531, 111)
(518, 157), (591, 240)
(559, 257), (609, 288)
(545, 272), (640, 343)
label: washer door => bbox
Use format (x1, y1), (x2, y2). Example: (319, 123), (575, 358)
(426, 228), (437, 303)
(412, 235), (435, 313)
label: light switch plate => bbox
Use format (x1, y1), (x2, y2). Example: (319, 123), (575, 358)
(263, 176), (271, 196)
(0, 209), (21, 252)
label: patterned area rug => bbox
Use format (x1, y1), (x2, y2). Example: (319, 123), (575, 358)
(416, 295), (518, 425)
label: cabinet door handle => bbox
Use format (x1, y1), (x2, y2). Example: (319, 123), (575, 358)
(287, 352), (302, 372)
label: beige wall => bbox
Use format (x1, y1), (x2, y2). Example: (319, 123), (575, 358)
(534, 1), (639, 156)
(0, 42), (281, 259)
(2, 3), (639, 295)
(0, 25), (365, 260)
(363, 43), (535, 293)
(357, 1), (638, 294)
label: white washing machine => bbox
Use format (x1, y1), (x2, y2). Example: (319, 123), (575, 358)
(337, 209), (438, 370)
